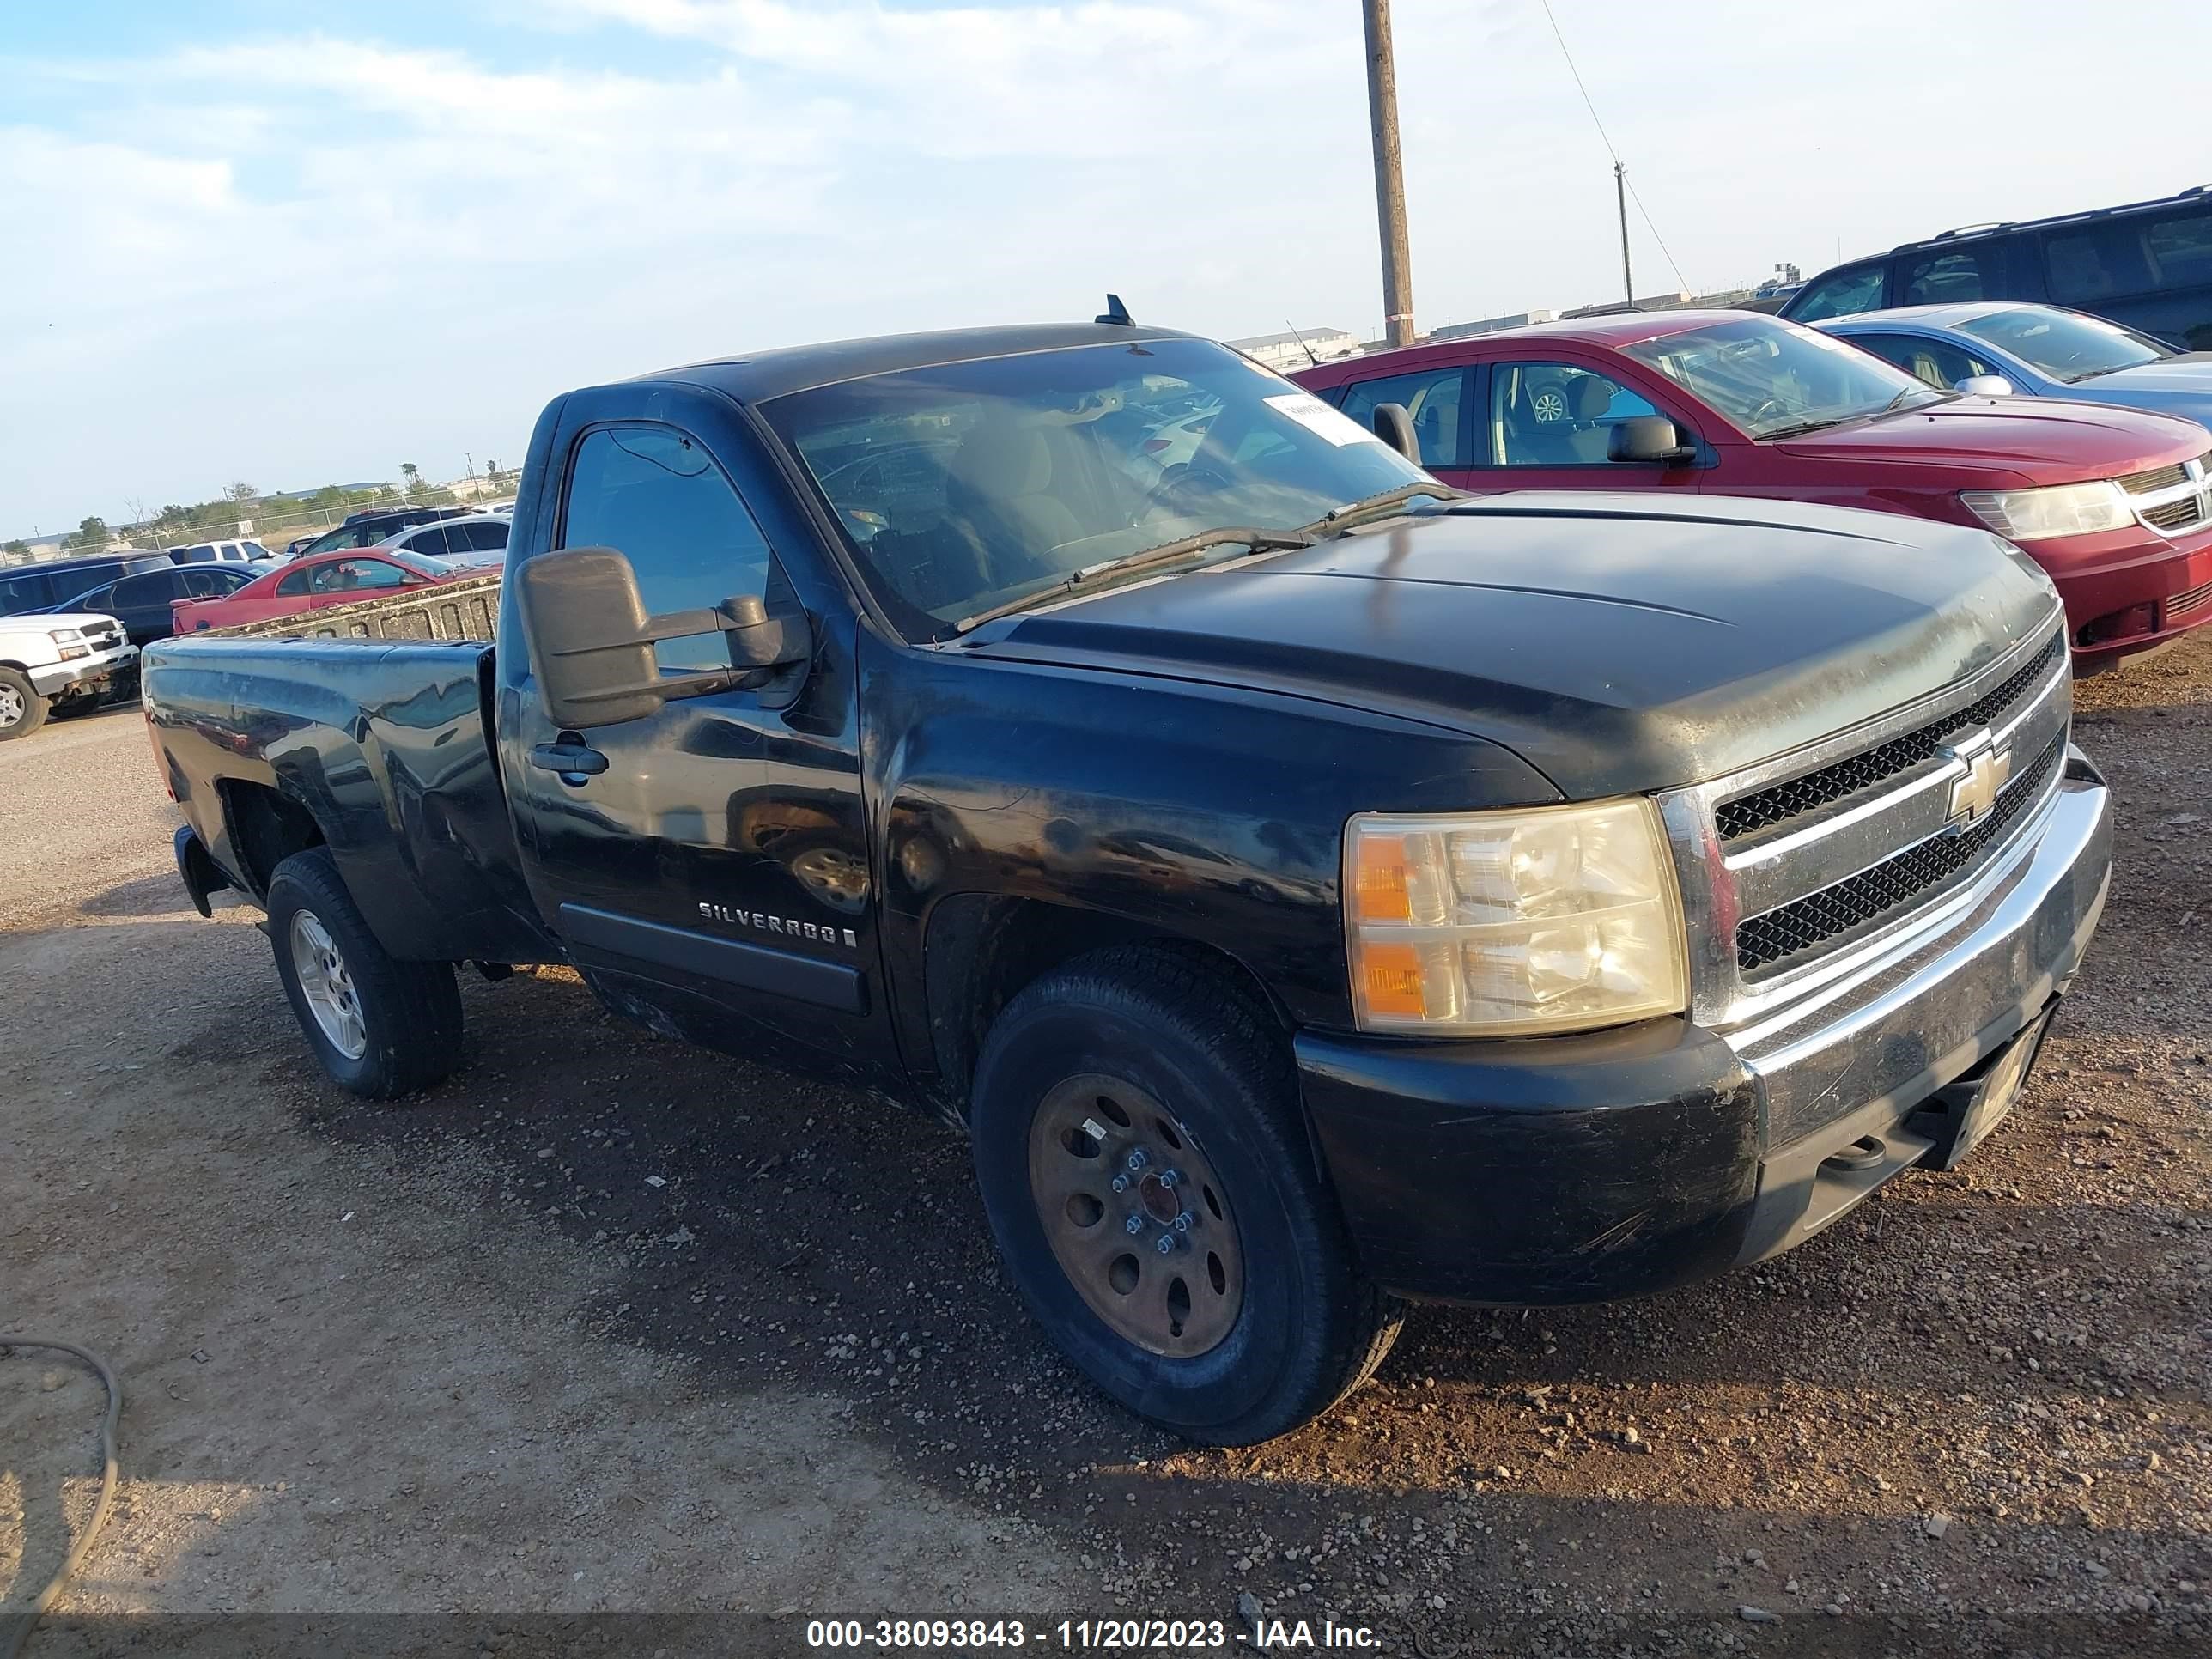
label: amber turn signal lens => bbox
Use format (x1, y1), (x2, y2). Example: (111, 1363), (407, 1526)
(1353, 834), (1412, 922)
(1358, 941), (1427, 1018)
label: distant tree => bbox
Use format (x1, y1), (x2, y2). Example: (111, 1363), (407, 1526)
(64, 515), (112, 550)
(400, 462), (422, 494)
(3, 538), (28, 560)
(224, 480), (259, 505)
(482, 459), (501, 485)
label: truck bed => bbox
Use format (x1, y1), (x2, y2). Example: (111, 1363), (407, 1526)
(143, 625), (552, 966)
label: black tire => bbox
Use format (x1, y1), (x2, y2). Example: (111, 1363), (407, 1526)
(266, 848), (464, 1099)
(0, 667), (49, 742)
(969, 945), (1401, 1444)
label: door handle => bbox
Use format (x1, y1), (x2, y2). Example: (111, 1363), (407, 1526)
(529, 738), (608, 778)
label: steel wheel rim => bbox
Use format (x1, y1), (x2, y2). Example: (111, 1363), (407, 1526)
(1532, 388), (1566, 422)
(1028, 1073), (1244, 1358)
(0, 684), (22, 727)
(289, 910), (368, 1060)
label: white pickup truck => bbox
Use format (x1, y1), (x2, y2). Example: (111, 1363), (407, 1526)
(0, 611), (140, 740)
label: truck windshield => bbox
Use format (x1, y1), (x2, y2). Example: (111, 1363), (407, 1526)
(761, 337), (1432, 639)
(1623, 316), (1942, 439)
(1955, 307), (2172, 383)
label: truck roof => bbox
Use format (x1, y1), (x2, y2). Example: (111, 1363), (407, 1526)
(641, 320), (1198, 403)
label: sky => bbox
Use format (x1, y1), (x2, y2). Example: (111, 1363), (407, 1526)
(4, 0), (2210, 537)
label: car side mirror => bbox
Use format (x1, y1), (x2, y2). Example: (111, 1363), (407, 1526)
(1607, 416), (1696, 465)
(515, 545), (808, 728)
(1954, 374), (2015, 397)
(1370, 402), (1420, 463)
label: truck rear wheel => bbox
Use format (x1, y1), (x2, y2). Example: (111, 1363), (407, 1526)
(0, 668), (49, 741)
(969, 945), (1401, 1444)
(266, 848), (464, 1099)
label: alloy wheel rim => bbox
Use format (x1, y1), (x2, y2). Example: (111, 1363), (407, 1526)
(0, 684), (22, 726)
(1027, 1073), (1243, 1358)
(289, 910), (368, 1060)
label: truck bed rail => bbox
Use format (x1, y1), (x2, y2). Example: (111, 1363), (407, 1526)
(209, 574), (502, 641)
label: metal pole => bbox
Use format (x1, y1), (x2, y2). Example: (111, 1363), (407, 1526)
(1615, 161), (1634, 306)
(1363, 0), (1415, 348)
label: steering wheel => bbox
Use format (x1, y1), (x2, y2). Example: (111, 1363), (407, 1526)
(1747, 398), (1787, 429)
(1138, 460), (1237, 525)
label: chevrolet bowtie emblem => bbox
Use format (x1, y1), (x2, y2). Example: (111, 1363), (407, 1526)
(1942, 728), (2012, 829)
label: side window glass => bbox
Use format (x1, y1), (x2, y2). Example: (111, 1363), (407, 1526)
(559, 425), (776, 673)
(460, 520), (508, 551)
(407, 526), (453, 557)
(1902, 248), (1996, 306)
(112, 574), (171, 606)
(183, 569), (226, 598)
(2147, 209), (2212, 289)
(0, 574), (52, 611)
(1852, 333), (1986, 388)
(1790, 264), (1885, 322)
(1486, 362), (1657, 466)
(276, 568), (310, 597)
(1334, 368), (1468, 468)
(2047, 223), (2151, 304)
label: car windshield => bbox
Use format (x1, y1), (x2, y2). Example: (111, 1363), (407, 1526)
(1955, 307), (2172, 383)
(760, 337), (1432, 639)
(1623, 316), (1943, 439)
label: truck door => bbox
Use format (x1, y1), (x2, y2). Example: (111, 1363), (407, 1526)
(503, 407), (890, 1078)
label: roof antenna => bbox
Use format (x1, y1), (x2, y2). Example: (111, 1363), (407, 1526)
(1096, 293), (1133, 326)
(1285, 319), (1321, 367)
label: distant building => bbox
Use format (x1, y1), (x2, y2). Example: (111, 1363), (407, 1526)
(1427, 309), (1559, 343)
(1227, 327), (1360, 372)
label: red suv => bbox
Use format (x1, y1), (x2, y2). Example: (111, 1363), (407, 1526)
(1292, 311), (2212, 668)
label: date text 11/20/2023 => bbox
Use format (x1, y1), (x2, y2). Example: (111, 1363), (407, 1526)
(804, 1617), (1382, 1649)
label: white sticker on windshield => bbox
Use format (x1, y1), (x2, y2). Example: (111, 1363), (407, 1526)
(1265, 392), (1384, 447)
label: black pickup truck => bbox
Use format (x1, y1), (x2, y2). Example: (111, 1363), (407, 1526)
(145, 318), (2112, 1444)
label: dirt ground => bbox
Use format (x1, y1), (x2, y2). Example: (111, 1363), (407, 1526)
(3, 635), (2208, 1657)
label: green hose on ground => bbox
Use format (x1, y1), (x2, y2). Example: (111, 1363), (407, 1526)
(1, 1338), (122, 1659)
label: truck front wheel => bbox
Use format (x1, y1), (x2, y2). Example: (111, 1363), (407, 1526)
(969, 946), (1401, 1444)
(0, 667), (49, 741)
(266, 848), (465, 1099)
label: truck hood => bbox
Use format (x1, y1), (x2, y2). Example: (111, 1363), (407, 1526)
(965, 494), (2063, 799)
(6, 611), (121, 634)
(1769, 394), (2206, 479)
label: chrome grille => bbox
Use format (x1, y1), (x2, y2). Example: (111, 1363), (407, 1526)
(2122, 451), (2210, 537)
(2118, 460), (2189, 494)
(1735, 736), (2066, 975)
(2169, 579), (2212, 623)
(1657, 616), (2072, 1032)
(1714, 632), (2064, 842)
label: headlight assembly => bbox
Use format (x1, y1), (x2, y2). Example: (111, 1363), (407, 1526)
(1344, 799), (1688, 1036)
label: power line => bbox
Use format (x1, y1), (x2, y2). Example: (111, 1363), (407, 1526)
(1537, 0), (1691, 295)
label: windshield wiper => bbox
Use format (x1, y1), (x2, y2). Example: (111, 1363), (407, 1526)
(954, 526), (1314, 634)
(1304, 480), (1462, 534)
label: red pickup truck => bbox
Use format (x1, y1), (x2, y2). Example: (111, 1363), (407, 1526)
(1292, 311), (2212, 668)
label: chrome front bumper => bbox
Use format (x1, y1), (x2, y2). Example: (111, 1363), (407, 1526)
(1725, 748), (2111, 1259)
(29, 641), (138, 696)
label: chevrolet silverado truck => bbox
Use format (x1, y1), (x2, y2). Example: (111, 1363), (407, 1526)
(1, 610), (138, 738)
(143, 319), (2112, 1444)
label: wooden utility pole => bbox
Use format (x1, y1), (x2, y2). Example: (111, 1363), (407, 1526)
(1615, 161), (1635, 305)
(1362, 0), (1415, 348)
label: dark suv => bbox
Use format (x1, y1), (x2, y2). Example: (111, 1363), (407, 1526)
(1783, 184), (2212, 349)
(0, 553), (174, 617)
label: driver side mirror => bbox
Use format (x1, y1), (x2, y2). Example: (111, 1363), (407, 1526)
(1370, 402), (1421, 464)
(516, 545), (808, 728)
(1953, 374), (2015, 397)
(1607, 416), (1696, 466)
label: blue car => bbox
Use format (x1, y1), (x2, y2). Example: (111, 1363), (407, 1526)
(1819, 302), (2212, 428)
